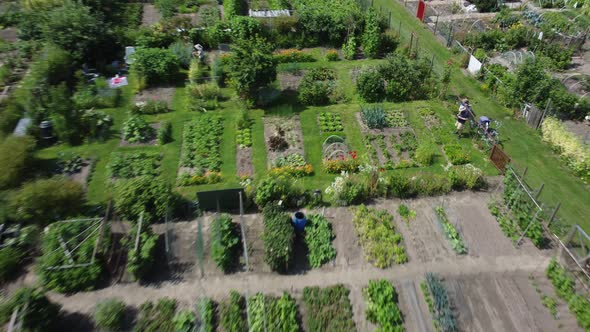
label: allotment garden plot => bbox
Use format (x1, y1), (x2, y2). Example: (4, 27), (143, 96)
(263, 115), (313, 177)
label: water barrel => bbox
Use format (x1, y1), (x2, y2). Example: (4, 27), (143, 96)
(292, 211), (307, 232)
(39, 120), (53, 140)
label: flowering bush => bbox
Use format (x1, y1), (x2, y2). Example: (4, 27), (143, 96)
(448, 164), (486, 190)
(323, 151), (360, 173)
(325, 171), (366, 206)
(325, 49), (339, 61)
(541, 117), (589, 182)
(177, 171), (223, 186)
(274, 49), (316, 63)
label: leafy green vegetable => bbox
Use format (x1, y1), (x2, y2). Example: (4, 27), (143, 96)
(303, 285), (356, 332)
(305, 214), (336, 268)
(435, 207), (467, 255)
(364, 279), (404, 331)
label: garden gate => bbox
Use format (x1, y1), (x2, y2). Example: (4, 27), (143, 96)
(489, 144), (510, 173)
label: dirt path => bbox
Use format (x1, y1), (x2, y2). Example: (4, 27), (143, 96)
(49, 253), (550, 314)
(141, 4), (161, 27)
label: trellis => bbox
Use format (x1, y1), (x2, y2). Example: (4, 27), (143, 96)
(43, 217), (105, 271)
(322, 135), (349, 159)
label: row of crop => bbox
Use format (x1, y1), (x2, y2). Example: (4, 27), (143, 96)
(422, 273), (458, 332)
(360, 105), (409, 129)
(497, 170), (547, 247)
(364, 279), (404, 330)
(178, 113), (223, 186)
(108, 151), (162, 179)
(434, 207), (467, 254)
(351, 205), (407, 267)
(546, 259), (590, 330)
(303, 284), (356, 331)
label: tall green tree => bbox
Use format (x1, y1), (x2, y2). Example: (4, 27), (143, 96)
(362, 8), (381, 59)
(228, 37), (277, 103)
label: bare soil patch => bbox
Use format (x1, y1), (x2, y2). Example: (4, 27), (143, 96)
(0, 28), (17, 42)
(134, 87), (175, 105)
(141, 4), (162, 27)
(67, 159), (93, 190)
(263, 115), (306, 167)
(236, 146), (254, 177)
(278, 71), (305, 90)
(446, 273), (582, 332)
(564, 120), (590, 145)
(397, 279), (435, 332)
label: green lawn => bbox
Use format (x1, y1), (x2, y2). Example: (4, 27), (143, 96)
(374, 0), (590, 231)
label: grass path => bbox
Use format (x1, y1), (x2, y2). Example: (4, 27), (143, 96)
(374, 0), (590, 231)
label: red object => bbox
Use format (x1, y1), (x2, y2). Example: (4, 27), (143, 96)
(417, 0), (426, 22)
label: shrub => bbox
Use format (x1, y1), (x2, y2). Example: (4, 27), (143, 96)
(343, 36), (357, 60)
(134, 298), (177, 332)
(122, 115), (155, 143)
(223, 0), (245, 19)
(254, 176), (302, 208)
(0, 247), (23, 283)
(305, 214), (336, 268)
(158, 121), (173, 145)
(262, 206), (294, 272)
(168, 41), (193, 68)
(298, 67), (337, 106)
(326, 49), (339, 61)
(360, 104), (387, 129)
(356, 70), (385, 103)
(8, 178), (84, 225)
(228, 37), (277, 102)
(386, 173), (415, 198)
(325, 172), (367, 206)
(113, 176), (172, 224)
(0, 287), (60, 331)
(0, 136), (35, 189)
(443, 144), (471, 165)
(411, 173), (451, 196)
(94, 299), (126, 332)
(131, 48), (180, 85)
(210, 214), (240, 272)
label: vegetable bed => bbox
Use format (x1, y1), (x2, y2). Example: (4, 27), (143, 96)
(364, 279), (404, 331)
(434, 207), (467, 254)
(304, 214), (337, 268)
(247, 292), (300, 332)
(108, 151), (162, 179)
(352, 205), (407, 267)
(423, 273), (457, 332)
(303, 285), (356, 332)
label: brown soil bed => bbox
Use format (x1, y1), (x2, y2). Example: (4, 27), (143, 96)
(236, 146), (254, 177)
(67, 159), (93, 190)
(263, 115), (306, 167)
(278, 71), (305, 90)
(141, 4), (162, 27)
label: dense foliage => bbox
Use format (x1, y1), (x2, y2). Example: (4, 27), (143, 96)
(357, 54), (435, 102)
(298, 67), (337, 106)
(262, 206), (294, 272)
(360, 104), (388, 129)
(304, 214), (337, 268)
(0, 136), (35, 189)
(228, 37), (277, 102)
(94, 298), (126, 332)
(303, 285), (356, 332)
(364, 279), (404, 331)
(131, 48), (180, 86)
(113, 176), (172, 224)
(352, 205), (407, 267)
(210, 214), (240, 272)
(122, 115), (155, 143)
(126, 223), (159, 281)
(247, 292), (299, 332)
(0, 247), (24, 283)
(108, 152), (162, 179)
(38, 220), (104, 293)
(8, 177), (84, 225)
(0, 287), (60, 331)
(134, 298), (177, 332)
(220, 291), (247, 332)
(254, 175), (303, 208)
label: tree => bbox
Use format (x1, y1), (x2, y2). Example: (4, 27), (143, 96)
(0, 287), (61, 331)
(95, 299), (126, 331)
(130, 48), (180, 86)
(113, 176), (172, 224)
(42, 2), (108, 61)
(0, 136), (36, 189)
(8, 177), (85, 225)
(228, 37), (277, 103)
(356, 70), (385, 103)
